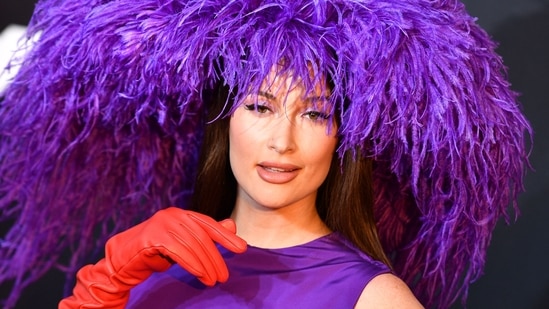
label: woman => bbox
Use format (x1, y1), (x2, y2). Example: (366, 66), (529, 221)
(60, 67), (423, 308)
(0, 0), (531, 308)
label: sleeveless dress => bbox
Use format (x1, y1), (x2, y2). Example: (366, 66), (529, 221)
(126, 232), (390, 308)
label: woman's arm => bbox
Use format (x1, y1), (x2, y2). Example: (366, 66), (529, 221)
(59, 208), (247, 309)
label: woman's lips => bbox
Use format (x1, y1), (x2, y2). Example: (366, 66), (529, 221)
(256, 162), (300, 184)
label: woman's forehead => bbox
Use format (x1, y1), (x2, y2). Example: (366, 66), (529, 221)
(254, 65), (331, 97)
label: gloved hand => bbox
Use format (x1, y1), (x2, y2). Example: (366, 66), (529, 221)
(58, 207), (247, 309)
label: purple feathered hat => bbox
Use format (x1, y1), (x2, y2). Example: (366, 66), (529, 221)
(0, 0), (531, 308)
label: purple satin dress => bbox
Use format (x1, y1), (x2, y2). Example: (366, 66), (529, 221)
(126, 232), (390, 308)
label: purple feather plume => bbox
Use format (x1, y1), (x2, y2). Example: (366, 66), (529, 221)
(0, 0), (531, 308)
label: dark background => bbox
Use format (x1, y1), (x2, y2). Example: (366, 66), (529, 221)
(1, 0), (547, 308)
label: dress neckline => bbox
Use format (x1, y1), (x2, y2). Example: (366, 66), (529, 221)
(246, 232), (335, 251)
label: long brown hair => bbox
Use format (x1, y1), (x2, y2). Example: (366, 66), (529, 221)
(190, 81), (391, 267)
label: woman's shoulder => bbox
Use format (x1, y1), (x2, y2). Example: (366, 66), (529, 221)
(317, 234), (422, 308)
(355, 273), (424, 309)
(319, 233), (390, 269)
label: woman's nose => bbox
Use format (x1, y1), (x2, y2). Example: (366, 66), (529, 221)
(267, 116), (296, 154)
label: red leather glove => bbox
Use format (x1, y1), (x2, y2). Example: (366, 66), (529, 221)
(58, 207), (247, 309)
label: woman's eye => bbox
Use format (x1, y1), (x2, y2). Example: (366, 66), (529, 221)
(303, 111), (330, 122)
(244, 104), (270, 114)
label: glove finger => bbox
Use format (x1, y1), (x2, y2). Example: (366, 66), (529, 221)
(148, 208), (219, 285)
(158, 209), (244, 284)
(188, 214), (248, 282)
(163, 229), (217, 286)
(189, 213), (248, 254)
(176, 215), (229, 285)
(219, 219), (237, 234)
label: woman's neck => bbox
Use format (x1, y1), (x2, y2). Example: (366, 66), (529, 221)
(230, 198), (331, 249)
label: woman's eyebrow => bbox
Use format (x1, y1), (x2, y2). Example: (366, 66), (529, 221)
(305, 95), (330, 103)
(257, 91), (276, 100)
(304, 96), (332, 110)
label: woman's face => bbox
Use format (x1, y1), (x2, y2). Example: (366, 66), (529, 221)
(229, 70), (338, 211)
